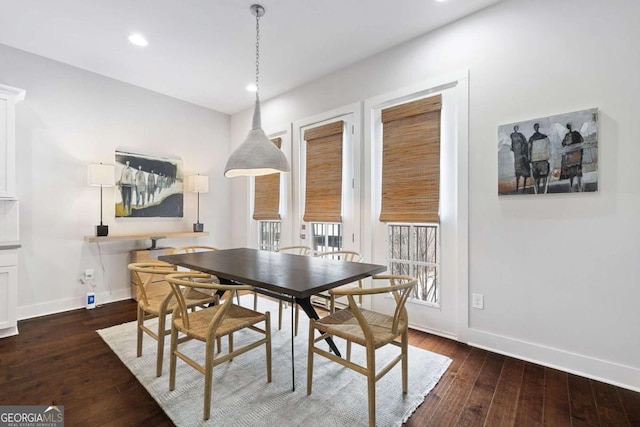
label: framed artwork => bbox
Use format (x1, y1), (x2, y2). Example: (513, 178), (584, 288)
(498, 108), (598, 195)
(115, 148), (184, 217)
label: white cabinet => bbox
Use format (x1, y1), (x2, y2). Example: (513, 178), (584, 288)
(0, 84), (26, 199)
(0, 83), (23, 338)
(0, 250), (18, 337)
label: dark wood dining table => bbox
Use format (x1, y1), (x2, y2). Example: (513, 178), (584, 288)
(159, 247), (386, 390)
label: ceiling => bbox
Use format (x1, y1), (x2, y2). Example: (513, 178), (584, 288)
(0, 0), (503, 114)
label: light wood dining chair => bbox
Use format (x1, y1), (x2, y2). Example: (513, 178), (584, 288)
(128, 261), (216, 377)
(254, 245), (311, 336)
(307, 274), (418, 427)
(314, 250), (364, 312)
(166, 272), (272, 421)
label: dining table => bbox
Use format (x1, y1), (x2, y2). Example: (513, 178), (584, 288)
(159, 247), (387, 390)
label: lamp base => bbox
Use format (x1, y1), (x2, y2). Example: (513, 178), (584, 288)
(193, 223), (204, 232)
(96, 224), (109, 237)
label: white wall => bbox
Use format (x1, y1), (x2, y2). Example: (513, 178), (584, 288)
(0, 43), (231, 317)
(230, 0), (640, 390)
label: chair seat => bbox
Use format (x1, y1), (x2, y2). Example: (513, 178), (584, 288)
(174, 304), (267, 341)
(314, 307), (407, 348)
(141, 281), (214, 316)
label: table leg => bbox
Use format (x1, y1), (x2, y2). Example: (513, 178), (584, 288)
(296, 297), (342, 357)
(291, 296), (295, 392)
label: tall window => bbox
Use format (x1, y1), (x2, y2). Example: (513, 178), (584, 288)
(303, 121), (345, 253)
(254, 137), (283, 251)
(380, 95), (442, 304)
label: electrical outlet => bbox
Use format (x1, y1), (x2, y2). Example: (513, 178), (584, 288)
(472, 293), (484, 309)
(84, 269), (95, 280)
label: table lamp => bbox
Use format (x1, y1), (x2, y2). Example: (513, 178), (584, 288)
(88, 163), (115, 236)
(187, 174), (209, 232)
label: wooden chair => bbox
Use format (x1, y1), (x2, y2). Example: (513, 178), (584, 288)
(254, 245), (311, 336)
(314, 250), (364, 312)
(307, 274), (418, 427)
(166, 272), (272, 421)
(128, 261), (216, 377)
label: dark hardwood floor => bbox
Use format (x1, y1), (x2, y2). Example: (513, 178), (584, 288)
(1, 300), (638, 426)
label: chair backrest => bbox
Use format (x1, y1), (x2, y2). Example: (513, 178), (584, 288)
(276, 245), (312, 256)
(165, 272), (253, 331)
(127, 261), (176, 305)
(172, 245), (220, 254)
(315, 250), (363, 263)
(331, 274), (418, 335)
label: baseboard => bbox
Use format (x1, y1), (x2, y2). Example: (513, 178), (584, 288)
(466, 328), (640, 393)
(0, 326), (18, 338)
(409, 321), (458, 342)
(17, 288), (132, 320)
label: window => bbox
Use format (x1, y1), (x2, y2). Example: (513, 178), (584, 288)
(253, 137), (283, 252)
(387, 223), (439, 304)
(311, 222), (342, 253)
(380, 94), (442, 305)
(258, 220), (281, 251)
(303, 120), (346, 253)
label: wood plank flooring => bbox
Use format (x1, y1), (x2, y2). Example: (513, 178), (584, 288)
(1, 300), (638, 426)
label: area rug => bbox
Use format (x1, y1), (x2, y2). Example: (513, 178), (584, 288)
(97, 296), (451, 426)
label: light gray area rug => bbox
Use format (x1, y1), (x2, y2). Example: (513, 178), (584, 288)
(97, 297), (451, 427)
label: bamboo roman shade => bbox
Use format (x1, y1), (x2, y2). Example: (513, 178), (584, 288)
(380, 94), (442, 223)
(303, 121), (344, 223)
(252, 137), (282, 220)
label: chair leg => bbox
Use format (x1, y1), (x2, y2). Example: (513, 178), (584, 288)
(228, 333), (234, 362)
(402, 328), (408, 393)
(346, 341), (352, 361)
(366, 344), (376, 427)
(203, 337), (215, 421)
(330, 295), (335, 313)
(169, 326), (178, 391)
(307, 319), (315, 395)
(136, 305), (144, 357)
(253, 292), (258, 311)
(265, 312), (272, 383)
(294, 305), (299, 336)
(278, 301), (284, 330)
(156, 313), (166, 377)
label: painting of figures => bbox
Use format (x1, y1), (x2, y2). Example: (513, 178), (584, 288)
(498, 108), (598, 195)
(115, 148), (184, 217)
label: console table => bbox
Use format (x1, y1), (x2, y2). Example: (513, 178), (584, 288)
(84, 231), (209, 249)
(85, 231), (210, 301)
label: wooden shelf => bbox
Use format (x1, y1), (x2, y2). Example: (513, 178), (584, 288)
(85, 231), (209, 245)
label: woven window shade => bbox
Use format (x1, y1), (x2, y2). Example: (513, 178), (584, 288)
(253, 137), (282, 220)
(303, 121), (344, 223)
(380, 95), (442, 223)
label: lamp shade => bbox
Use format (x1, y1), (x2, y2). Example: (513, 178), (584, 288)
(186, 174), (209, 193)
(224, 99), (290, 177)
(88, 163), (115, 187)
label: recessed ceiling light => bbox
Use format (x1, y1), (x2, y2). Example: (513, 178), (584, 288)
(128, 33), (148, 47)
(246, 84), (257, 92)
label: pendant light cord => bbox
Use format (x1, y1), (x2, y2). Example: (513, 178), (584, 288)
(255, 12), (260, 100)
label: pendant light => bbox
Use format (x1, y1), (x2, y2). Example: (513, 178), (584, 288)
(224, 4), (291, 178)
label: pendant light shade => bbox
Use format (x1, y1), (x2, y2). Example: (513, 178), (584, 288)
(224, 4), (290, 178)
(224, 98), (290, 177)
